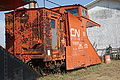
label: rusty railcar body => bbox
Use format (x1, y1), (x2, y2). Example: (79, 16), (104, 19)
(5, 4), (101, 71)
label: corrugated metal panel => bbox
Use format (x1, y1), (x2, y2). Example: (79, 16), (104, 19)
(0, 46), (4, 80)
(0, 46), (40, 80)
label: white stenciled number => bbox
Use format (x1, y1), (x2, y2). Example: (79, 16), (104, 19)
(78, 44), (83, 49)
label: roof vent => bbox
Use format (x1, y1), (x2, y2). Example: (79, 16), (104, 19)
(29, 0), (37, 8)
(74, 4), (80, 6)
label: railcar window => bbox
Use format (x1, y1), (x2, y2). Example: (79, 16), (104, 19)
(51, 19), (55, 28)
(55, 10), (59, 13)
(66, 8), (78, 15)
(82, 9), (88, 17)
(60, 21), (62, 30)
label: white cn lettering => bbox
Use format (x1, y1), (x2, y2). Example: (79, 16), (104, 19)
(70, 28), (80, 38)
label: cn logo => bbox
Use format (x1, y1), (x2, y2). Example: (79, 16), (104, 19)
(70, 28), (80, 38)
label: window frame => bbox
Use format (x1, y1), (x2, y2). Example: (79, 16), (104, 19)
(51, 19), (56, 28)
(82, 9), (88, 17)
(66, 8), (79, 16)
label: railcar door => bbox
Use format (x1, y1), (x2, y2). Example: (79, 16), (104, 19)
(51, 19), (58, 50)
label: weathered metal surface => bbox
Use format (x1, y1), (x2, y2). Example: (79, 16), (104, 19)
(65, 12), (101, 70)
(52, 5), (101, 70)
(0, 45), (40, 80)
(5, 5), (101, 71)
(0, 46), (4, 80)
(5, 8), (64, 62)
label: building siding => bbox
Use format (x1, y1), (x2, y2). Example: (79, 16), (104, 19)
(86, 0), (120, 49)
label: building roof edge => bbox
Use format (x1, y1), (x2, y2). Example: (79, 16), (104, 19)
(85, 0), (101, 8)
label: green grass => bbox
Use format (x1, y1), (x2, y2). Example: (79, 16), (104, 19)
(37, 60), (120, 80)
(37, 63), (103, 80)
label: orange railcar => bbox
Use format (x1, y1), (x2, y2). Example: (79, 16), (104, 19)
(5, 4), (101, 72)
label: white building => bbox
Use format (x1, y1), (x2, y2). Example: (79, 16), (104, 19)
(86, 0), (120, 50)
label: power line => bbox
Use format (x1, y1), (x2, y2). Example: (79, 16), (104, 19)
(46, 0), (61, 6)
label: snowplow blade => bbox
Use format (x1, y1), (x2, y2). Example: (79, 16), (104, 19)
(65, 12), (102, 70)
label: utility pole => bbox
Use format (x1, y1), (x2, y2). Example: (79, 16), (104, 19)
(43, 0), (45, 8)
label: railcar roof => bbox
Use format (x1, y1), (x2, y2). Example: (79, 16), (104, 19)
(51, 4), (87, 9)
(5, 7), (62, 15)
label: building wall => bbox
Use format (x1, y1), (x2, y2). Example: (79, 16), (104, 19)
(86, 0), (120, 49)
(0, 20), (5, 48)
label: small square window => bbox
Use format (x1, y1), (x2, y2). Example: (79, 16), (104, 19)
(51, 19), (55, 28)
(82, 9), (88, 17)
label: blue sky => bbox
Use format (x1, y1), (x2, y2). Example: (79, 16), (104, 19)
(0, 0), (93, 48)
(37, 0), (93, 8)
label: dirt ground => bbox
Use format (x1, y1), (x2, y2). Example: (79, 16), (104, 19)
(37, 60), (120, 80)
